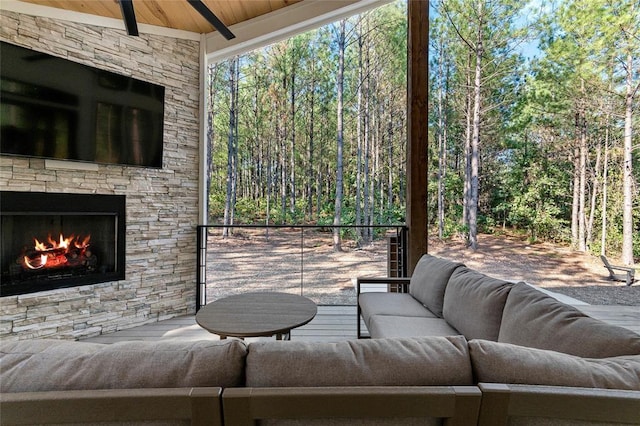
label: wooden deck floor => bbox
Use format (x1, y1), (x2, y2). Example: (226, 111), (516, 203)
(577, 305), (640, 335)
(83, 305), (359, 344)
(82, 304), (639, 344)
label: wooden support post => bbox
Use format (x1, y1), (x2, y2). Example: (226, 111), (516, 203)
(406, 0), (429, 274)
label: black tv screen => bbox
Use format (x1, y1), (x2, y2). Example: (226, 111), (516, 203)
(0, 42), (164, 168)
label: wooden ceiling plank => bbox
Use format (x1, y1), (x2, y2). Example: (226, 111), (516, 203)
(228, 2), (259, 23)
(179, 3), (217, 34)
(117, 0), (228, 32)
(134, 1), (186, 30)
(203, 0), (242, 26)
(19, 0), (121, 20)
(187, 0), (234, 39)
(14, 0), (315, 34)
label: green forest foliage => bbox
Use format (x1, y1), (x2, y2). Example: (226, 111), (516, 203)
(207, 0), (639, 260)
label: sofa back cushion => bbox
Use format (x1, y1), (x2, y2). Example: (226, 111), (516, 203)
(498, 282), (640, 358)
(442, 268), (513, 341)
(0, 339), (248, 392)
(409, 254), (464, 317)
(469, 339), (640, 390)
(245, 336), (473, 387)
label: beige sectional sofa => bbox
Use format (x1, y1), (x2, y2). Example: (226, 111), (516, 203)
(2, 254), (640, 425)
(358, 255), (640, 359)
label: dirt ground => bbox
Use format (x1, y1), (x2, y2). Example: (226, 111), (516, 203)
(205, 229), (639, 306)
(429, 234), (639, 306)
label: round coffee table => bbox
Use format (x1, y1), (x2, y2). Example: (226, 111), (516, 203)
(195, 292), (317, 340)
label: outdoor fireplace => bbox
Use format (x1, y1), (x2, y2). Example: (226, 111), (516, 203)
(1, 191), (125, 296)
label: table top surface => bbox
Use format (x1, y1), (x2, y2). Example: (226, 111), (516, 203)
(195, 292), (318, 338)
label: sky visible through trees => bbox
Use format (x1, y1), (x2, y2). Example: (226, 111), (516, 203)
(207, 0), (638, 264)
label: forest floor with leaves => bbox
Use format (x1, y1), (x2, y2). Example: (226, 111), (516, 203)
(205, 228), (639, 306)
(429, 233), (639, 306)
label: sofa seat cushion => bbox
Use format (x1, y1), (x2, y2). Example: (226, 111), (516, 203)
(409, 255), (464, 318)
(359, 292), (436, 324)
(245, 336), (472, 387)
(498, 282), (640, 358)
(469, 339), (640, 390)
(368, 315), (460, 339)
(0, 338), (248, 393)
(442, 268), (513, 341)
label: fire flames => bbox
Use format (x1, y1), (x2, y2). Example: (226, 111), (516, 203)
(22, 233), (92, 270)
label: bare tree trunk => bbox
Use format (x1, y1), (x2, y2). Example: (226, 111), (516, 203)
(266, 110), (275, 240)
(462, 52), (472, 232)
(289, 70), (296, 216)
(586, 139), (601, 249)
(306, 73), (319, 220)
(437, 37), (446, 240)
(571, 111), (580, 249)
(468, 1), (483, 250)
(387, 102), (394, 211)
(355, 22), (364, 244)
(306, 55), (316, 222)
(316, 160), (322, 223)
(316, 130), (323, 223)
(206, 63), (220, 223)
(621, 51), (635, 265)
(374, 113), (380, 237)
(223, 56), (239, 238)
(280, 121), (287, 221)
(578, 85), (587, 252)
(363, 42), (371, 244)
(367, 103), (376, 243)
(253, 66), (261, 202)
(600, 124), (609, 256)
(230, 59), (239, 229)
(333, 20), (346, 252)
(366, 20), (375, 243)
(377, 105), (384, 224)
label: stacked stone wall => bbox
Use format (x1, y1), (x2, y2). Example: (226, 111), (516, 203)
(0, 11), (201, 341)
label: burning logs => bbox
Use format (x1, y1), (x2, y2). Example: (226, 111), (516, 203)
(19, 234), (96, 271)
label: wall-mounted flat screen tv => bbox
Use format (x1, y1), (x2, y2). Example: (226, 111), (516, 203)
(0, 42), (164, 168)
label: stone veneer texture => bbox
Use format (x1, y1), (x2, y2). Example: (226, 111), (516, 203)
(0, 11), (201, 341)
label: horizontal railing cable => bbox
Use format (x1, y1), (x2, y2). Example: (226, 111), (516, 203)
(196, 224), (407, 311)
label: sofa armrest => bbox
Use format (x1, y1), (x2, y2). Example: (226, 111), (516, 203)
(0, 387), (223, 426)
(223, 386), (481, 426)
(477, 383), (640, 426)
(356, 277), (411, 294)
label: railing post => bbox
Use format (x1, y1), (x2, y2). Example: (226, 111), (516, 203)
(300, 227), (304, 296)
(400, 226), (409, 277)
(196, 225), (207, 311)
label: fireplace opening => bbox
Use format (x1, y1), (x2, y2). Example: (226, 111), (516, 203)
(1, 192), (125, 296)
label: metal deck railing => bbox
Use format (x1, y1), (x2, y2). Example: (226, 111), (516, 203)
(196, 225), (407, 311)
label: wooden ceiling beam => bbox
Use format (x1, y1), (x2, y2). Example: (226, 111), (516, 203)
(118, 0), (138, 36)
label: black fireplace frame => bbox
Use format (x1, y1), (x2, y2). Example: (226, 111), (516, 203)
(1, 191), (126, 296)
